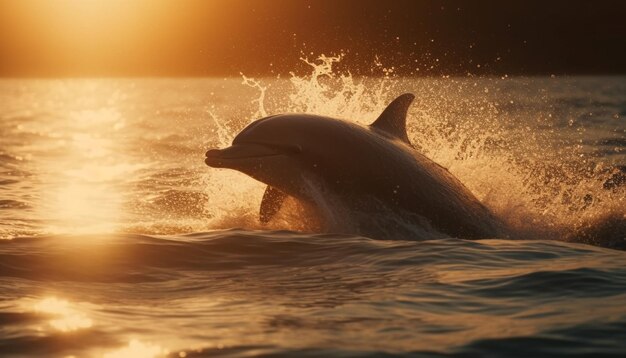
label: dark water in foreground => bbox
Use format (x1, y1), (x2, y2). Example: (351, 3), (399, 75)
(2, 231), (626, 357)
(0, 74), (625, 356)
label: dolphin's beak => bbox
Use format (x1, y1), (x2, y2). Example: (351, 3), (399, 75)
(205, 144), (282, 168)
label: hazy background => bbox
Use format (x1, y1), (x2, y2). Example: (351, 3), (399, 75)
(1, 0), (625, 77)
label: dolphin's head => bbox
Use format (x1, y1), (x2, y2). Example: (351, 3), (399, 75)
(205, 93), (416, 207)
(205, 114), (325, 195)
(204, 115), (308, 170)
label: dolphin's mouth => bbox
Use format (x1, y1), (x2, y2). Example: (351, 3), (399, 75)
(205, 143), (299, 167)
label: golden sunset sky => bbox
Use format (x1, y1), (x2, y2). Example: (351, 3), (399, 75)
(1, 0), (624, 77)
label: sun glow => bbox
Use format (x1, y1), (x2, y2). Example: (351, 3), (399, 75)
(0, 0), (206, 76)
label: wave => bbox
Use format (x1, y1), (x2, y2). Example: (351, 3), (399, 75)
(1, 230), (623, 283)
(1, 230), (625, 357)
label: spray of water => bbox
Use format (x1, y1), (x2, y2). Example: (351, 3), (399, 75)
(202, 54), (625, 246)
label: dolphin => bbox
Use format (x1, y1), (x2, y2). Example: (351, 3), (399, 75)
(205, 93), (504, 239)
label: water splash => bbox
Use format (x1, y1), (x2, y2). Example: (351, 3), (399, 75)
(241, 74), (268, 118)
(285, 53), (397, 120)
(203, 54), (625, 246)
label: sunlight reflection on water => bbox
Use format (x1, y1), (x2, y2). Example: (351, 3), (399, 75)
(41, 106), (131, 234)
(102, 339), (168, 358)
(31, 297), (93, 332)
(30, 296), (171, 357)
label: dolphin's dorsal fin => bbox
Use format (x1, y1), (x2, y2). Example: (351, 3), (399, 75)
(370, 93), (415, 145)
(260, 186), (287, 224)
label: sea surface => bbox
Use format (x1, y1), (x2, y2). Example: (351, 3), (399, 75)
(0, 68), (625, 357)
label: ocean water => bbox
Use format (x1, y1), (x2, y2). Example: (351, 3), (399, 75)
(0, 65), (625, 357)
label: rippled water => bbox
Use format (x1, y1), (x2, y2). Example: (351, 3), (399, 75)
(0, 70), (625, 357)
(2, 232), (626, 357)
